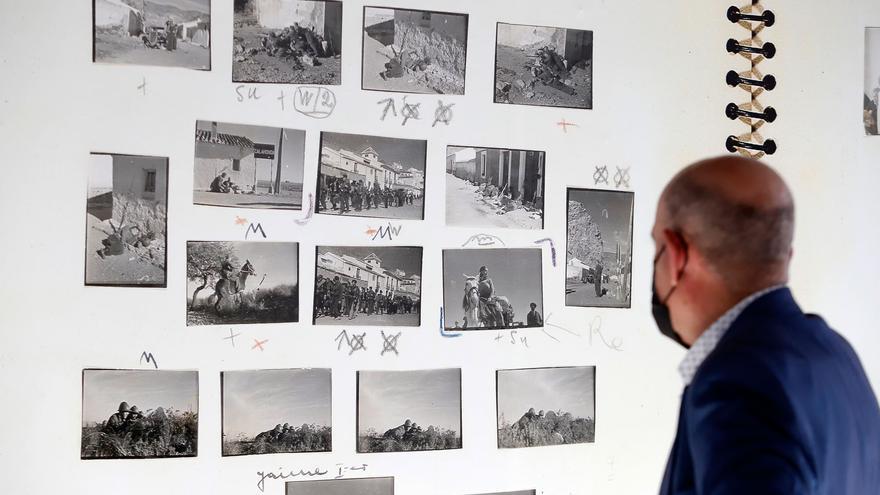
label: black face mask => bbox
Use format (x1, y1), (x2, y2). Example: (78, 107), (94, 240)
(652, 244), (690, 349)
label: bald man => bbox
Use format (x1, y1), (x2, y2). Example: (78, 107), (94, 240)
(653, 156), (880, 494)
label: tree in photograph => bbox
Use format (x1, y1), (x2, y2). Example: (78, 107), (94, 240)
(187, 242), (238, 309)
(567, 200), (603, 267)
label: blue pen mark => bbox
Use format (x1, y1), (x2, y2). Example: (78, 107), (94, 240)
(534, 238), (557, 266)
(439, 307), (461, 337)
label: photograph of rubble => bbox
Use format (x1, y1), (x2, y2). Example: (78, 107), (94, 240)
(81, 369), (198, 459)
(313, 246), (422, 327)
(222, 368), (331, 456)
(193, 121), (305, 210)
(494, 22), (593, 109)
(362, 6), (468, 95)
(357, 369), (462, 453)
(446, 146), (545, 230)
(317, 132), (426, 220)
(286, 477), (394, 495)
(565, 188), (633, 308)
(93, 0), (211, 70)
(233, 0), (342, 84)
(85, 153), (168, 287)
(496, 366), (596, 449)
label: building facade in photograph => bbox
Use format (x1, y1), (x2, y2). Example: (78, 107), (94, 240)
(252, 0), (342, 55)
(316, 251), (419, 297)
(497, 25), (592, 67)
(109, 155), (168, 205)
(319, 146), (421, 192)
(193, 123), (260, 193)
(453, 148), (544, 204)
(94, 0), (145, 36)
(393, 9), (466, 89)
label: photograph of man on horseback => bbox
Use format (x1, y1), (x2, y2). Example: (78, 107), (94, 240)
(186, 241), (299, 326)
(444, 248), (543, 330)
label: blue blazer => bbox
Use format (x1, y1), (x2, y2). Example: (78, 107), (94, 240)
(660, 288), (880, 494)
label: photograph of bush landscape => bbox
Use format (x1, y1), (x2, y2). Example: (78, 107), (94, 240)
(357, 369), (462, 453)
(222, 369), (332, 456)
(496, 366), (595, 448)
(80, 369), (198, 459)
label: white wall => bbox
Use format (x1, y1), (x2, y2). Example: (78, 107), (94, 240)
(0, 0), (878, 494)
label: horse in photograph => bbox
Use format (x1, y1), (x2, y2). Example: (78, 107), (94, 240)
(461, 276), (514, 328)
(210, 259), (259, 313)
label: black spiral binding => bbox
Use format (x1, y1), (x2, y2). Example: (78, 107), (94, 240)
(725, 2), (777, 157)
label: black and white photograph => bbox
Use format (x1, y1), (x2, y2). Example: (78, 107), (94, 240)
(865, 28), (880, 135)
(496, 366), (595, 449)
(286, 477), (394, 495)
(442, 248), (544, 330)
(469, 492), (536, 495)
(93, 0), (211, 70)
(81, 369), (198, 459)
(357, 369), (462, 453)
(362, 6), (468, 94)
(565, 188), (633, 308)
(446, 146), (545, 229)
(222, 369), (331, 456)
(186, 241), (299, 326)
(85, 152), (168, 287)
(317, 132), (426, 220)
(314, 246), (422, 327)
(232, 0), (342, 85)
(494, 23), (593, 109)
(193, 121), (305, 210)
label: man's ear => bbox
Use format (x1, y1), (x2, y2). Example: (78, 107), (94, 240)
(662, 229), (688, 283)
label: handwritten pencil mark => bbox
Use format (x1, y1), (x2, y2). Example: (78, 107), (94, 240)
(433, 100), (454, 127)
(380, 330), (401, 356)
(139, 351), (158, 369)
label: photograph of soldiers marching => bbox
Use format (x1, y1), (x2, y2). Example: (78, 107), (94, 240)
(442, 248), (544, 330)
(565, 188), (634, 308)
(446, 146), (545, 229)
(314, 246), (422, 326)
(316, 132), (426, 220)
(81, 369), (198, 459)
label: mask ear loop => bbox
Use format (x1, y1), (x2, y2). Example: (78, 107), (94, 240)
(660, 233), (689, 305)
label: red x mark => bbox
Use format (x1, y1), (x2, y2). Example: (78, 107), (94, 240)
(235, 216), (248, 226)
(252, 338), (269, 351)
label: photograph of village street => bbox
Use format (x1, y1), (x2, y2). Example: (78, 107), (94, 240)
(317, 132), (426, 220)
(362, 7), (468, 94)
(565, 188), (634, 308)
(446, 146), (545, 230)
(494, 23), (593, 109)
(232, 0), (342, 85)
(193, 121), (305, 210)
(313, 246), (422, 327)
(93, 0), (211, 70)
